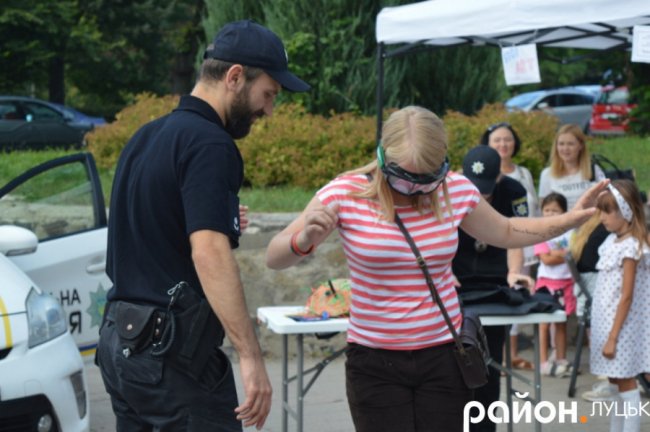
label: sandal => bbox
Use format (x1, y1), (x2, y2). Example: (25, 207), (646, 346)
(512, 357), (534, 370)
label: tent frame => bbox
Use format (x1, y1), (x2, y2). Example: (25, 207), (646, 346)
(375, 17), (647, 142)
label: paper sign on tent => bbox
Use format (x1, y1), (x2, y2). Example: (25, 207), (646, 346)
(632, 25), (650, 63)
(501, 44), (541, 86)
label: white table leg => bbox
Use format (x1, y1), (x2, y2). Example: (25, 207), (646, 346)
(297, 334), (304, 432)
(505, 325), (513, 432)
(282, 334), (288, 432)
(534, 323), (542, 432)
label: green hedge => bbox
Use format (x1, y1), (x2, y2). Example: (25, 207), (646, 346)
(87, 93), (180, 169)
(87, 94), (559, 188)
(239, 104), (377, 188)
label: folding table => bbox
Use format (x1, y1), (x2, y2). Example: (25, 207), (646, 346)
(257, 305), (565, 432)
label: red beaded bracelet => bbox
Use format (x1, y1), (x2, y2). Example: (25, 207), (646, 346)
(290, 231), (314, 256)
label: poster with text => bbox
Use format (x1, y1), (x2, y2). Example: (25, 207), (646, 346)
(501, 44), (541, 86)
(632, 25), (650, 63)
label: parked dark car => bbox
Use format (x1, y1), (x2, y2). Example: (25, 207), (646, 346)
(50, 103), (107, 130)
(0, 96), (88, 151)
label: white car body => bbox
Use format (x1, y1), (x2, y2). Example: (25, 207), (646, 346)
(0, 153), (111, 362)
(0, 226), (89, 431)
(10, 227), (110, 360)
(0, 153), (111, 431)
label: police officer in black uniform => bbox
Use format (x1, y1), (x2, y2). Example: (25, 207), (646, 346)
(97, 20), (310, 431)
(452, 146), (532, 432)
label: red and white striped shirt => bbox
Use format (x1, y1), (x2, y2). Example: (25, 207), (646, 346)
(316, 172), (480, 350)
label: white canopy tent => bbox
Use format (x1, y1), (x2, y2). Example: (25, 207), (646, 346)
(374, 0), (650, 138)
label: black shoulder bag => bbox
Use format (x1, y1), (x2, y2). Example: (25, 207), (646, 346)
(394, 213), (490, 389)
(591, 153), (635, 182)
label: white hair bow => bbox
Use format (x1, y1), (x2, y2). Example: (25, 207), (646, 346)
(607, 184), (633, 222)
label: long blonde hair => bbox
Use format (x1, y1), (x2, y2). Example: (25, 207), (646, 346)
(596, 179), (649, 252)
(570, 213), (601, 261)
(348, 106), (451, 221)
(549, 124), (594, 179)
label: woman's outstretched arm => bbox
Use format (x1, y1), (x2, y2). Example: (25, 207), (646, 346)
(462, 179), (608, 250)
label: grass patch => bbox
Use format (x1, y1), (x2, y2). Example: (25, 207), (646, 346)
(0, 149), (316, 212)
(0, 149), (79, 181)
(0, 149), (114, 201)
(239, 186), (316, 212)
(589, 135), (650, 195)
(2, 134), (648, 212)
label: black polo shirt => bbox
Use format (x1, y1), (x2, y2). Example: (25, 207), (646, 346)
(106, 95), (243, 306)
(453, 176), (528, 289)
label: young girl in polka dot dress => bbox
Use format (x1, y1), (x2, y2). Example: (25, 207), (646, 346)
(591, 179), (650, 432)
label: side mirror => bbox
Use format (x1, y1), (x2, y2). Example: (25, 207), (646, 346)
(62, 110), (75, 122)
(0, 225), (38, 256)
(536, 102), (550, 110)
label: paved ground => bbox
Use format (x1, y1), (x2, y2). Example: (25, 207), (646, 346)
(86, 342), (649, 431)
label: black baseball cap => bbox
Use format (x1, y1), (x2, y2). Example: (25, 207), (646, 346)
(462, 146), (501, 195)
(203, 20), (310, 93)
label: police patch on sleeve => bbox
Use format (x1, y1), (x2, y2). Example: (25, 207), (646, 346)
(512, 196), (529, 217)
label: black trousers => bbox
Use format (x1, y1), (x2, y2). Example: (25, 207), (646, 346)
(345, 342), (473, 432)
(470, 325), (506, 432)
(97, 316), (241, 431)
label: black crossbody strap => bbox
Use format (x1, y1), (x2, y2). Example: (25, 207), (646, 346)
(394, 213), (466, 354)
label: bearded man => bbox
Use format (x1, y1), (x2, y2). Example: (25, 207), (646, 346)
(97, 20), (309, 431)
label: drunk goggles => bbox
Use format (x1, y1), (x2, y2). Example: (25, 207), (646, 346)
(377, 146), (449, 196)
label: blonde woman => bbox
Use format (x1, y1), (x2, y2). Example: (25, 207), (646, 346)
(538, 124), (606, 209)
(266, 106), (607, 432)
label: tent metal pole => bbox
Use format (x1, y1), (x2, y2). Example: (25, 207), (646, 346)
(376, 43), (385, 146)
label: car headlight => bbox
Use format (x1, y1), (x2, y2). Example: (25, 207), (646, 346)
(26, 287), (67, 348)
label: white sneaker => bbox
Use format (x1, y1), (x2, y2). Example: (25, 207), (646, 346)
(540, 360), (571, 377)
(554, 360), (572, 378)
(541, 361), (555, 376)
(581, 381), (618, 402)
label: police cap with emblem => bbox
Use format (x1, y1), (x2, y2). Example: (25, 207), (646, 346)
(462, 146), (501, 195)
(203, 19), (310, 92)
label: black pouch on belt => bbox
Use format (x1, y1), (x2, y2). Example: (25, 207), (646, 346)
(114, 301), (158, 355)
(163, 282), (225, 380)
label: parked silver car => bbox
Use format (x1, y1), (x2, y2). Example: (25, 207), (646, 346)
(505, 88), (596, 132)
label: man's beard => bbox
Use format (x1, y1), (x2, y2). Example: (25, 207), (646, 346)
(226, 86), (265, 140)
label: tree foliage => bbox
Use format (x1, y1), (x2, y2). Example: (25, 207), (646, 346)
(395, 46), (506, 116)
(0, 0), (83, 99)
(201, 0), (503, 117)
(1, 1), (647, 125)
(202, 0), (402, 115)
(629, 62), (650, 136)
(262, 0), (389, 114)
(0, 0), (204, 117)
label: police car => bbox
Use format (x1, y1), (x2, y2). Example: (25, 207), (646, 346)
(0, 153), (112, 431)
(0, 226), (89, 431)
